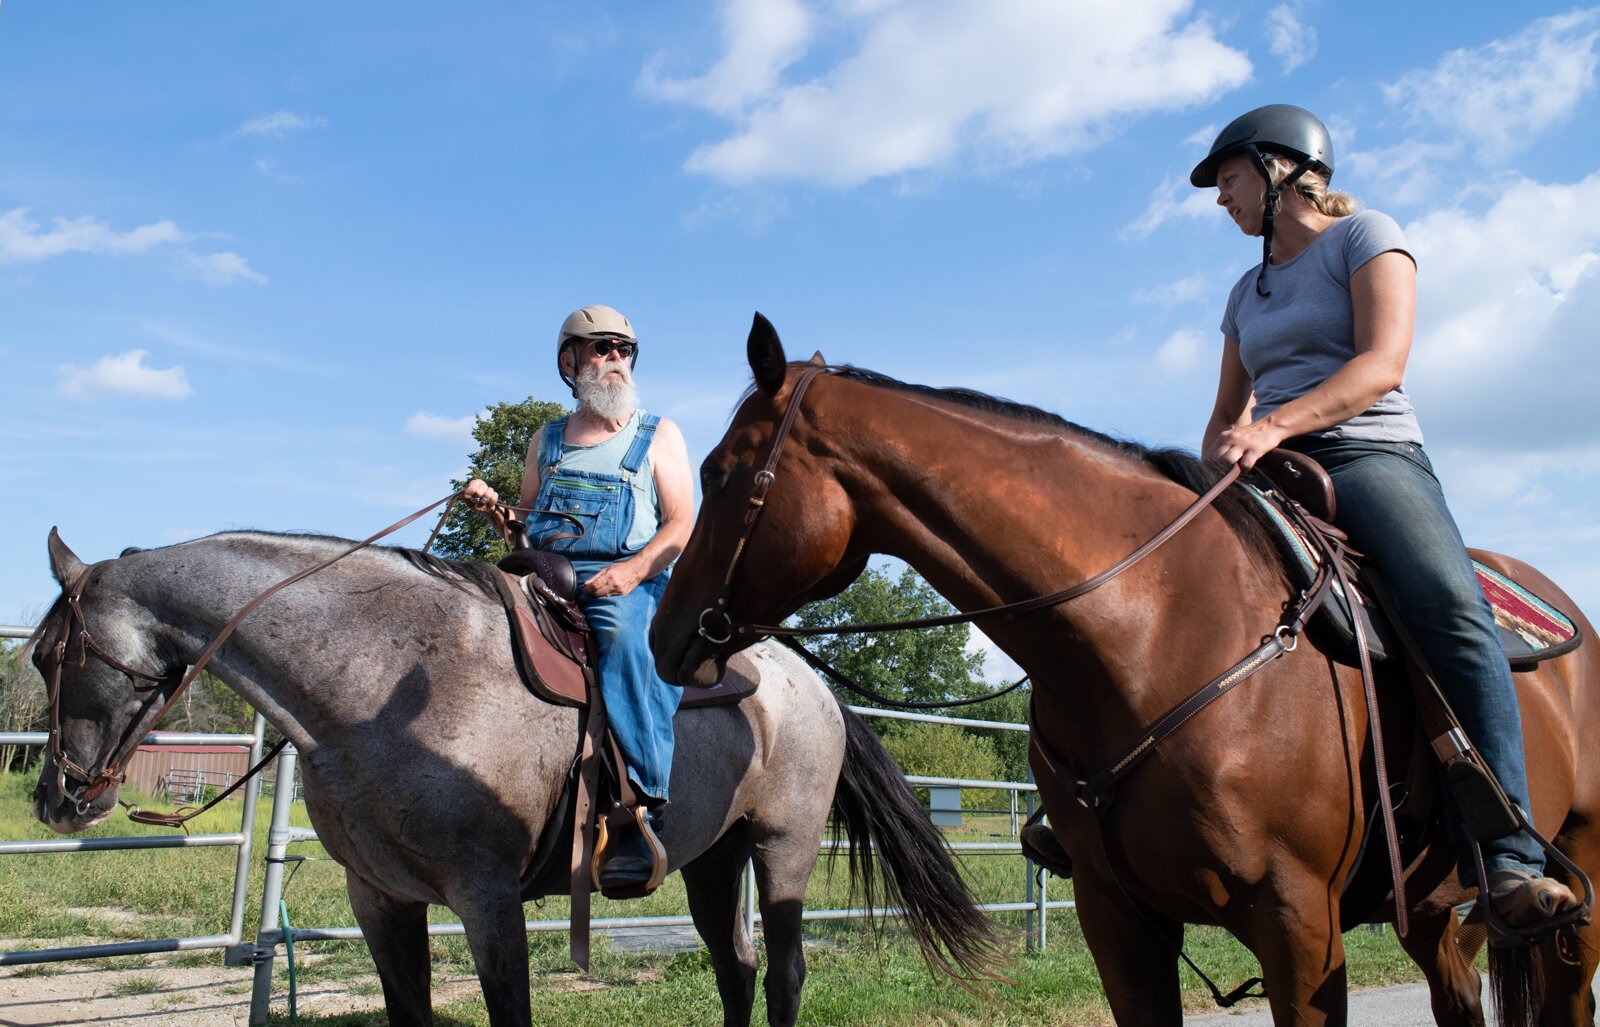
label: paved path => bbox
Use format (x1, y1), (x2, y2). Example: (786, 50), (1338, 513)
(1187, 978), (1600, 1024)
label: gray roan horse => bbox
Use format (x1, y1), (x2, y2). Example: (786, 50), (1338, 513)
(29, 529), (1001, 1027)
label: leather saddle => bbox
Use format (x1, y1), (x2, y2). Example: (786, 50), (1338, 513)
(481, 532), (759, 955)
(1247, 450), (1582, 671)
(1250, 451), (1591, 932)
(491, 543), (757, 711)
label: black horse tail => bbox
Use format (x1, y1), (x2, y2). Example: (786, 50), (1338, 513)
(1487, 944), (1543, 1027)
(830, 695), (1009, 983)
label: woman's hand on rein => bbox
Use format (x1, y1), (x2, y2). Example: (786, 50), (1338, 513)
(1207, 419), (1288, 471)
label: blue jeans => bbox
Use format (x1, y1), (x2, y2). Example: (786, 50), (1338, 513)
(1284, 437), (1544, 883)
(572, 561), (682, 806)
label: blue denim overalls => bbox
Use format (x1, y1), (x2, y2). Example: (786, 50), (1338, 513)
(526, 412), (681, 805)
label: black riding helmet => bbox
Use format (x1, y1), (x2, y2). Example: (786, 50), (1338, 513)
(1191, 104), (1335, 296)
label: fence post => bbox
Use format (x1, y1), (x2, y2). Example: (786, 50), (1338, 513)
(1023, 769), (1048, 952)
(248, 744), (299, 1026)
(225, 713), (268, 945)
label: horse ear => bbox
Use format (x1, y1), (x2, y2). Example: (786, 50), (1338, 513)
(748, 312), (787, 396)
(47, 528), (87, 587)
(809, 350), (826, 366)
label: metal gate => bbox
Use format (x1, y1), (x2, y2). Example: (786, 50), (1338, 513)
(0, 623), (1070, 1025)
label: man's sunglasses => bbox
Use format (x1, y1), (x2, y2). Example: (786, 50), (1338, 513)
(588, 339), (637, 359)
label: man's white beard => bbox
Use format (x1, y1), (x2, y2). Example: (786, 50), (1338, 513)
(575, 362), (638, 423)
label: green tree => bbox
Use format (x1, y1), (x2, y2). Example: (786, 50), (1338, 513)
(0, 640), (46, 773)
(978, 680), (1032, 785)
(881, 722), (1004, 810)
(791, 565), (987, 710)
(791, 565), (1030, 789)
(432, 396), (568, 562)
(160, 673), (254, 735)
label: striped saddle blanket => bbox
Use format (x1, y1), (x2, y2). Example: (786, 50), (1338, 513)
(1243, 483), (1582, 669)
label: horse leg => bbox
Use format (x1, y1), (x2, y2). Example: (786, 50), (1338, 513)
(448, 879), (534, 1027)
(345, 871), (434, 1027)
(1074, 881), (1185, 1025)
(682, 819), (759, 1027)
(1232, 882), (1350, 1027)
(1397, 907), (1484, 1027)
(750, 822), (823, 1027)
(1529, 828), (1600, 1026)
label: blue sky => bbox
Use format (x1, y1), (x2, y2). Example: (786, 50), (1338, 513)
(4, 2), (1599, 680)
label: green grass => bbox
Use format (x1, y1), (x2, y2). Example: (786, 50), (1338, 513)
(1, 774), (1425, 1025)
(110, 973), (167, 996)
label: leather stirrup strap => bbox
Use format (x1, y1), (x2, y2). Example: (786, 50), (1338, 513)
(1322, 535), (1409, 937)
(570, 694), (607, 971)
(1359, 569), (1521, 842)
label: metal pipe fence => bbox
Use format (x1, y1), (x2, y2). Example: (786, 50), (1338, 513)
(1, 621), (1067, 1023)
(0, 718), (269, 969)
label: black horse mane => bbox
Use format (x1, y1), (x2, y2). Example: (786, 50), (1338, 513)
(822, 365), (1290, 579)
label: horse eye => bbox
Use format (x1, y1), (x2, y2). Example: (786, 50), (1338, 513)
(700, 465), (728, 496)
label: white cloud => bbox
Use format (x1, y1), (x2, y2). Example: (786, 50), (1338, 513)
(1265, 3), (1317, 74)
(1153, 328), (1205, 374)
(649, 0), (1252, 187)
(641, 0), (812, 116)
(1124, 175), (1219, 237)
(139, 319), (322, 375)
(1134, 272), (1209, 307)
(233, 111), (329, 139)
(405, 411), (484, 450)
(181, 251), (268, 286)
(1384, 9), (1600, 162)
(1339, 140), (1460, 208)
(57, 350), (193, 401)
(0, 208), (185, 263)
(1405, 172), (1600, 451)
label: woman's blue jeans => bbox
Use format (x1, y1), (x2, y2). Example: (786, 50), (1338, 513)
(1283, 437), (1544, 883)
(572, 561), (682, 806)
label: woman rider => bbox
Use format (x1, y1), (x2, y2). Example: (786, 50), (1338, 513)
(1194, 103), (1579, 932)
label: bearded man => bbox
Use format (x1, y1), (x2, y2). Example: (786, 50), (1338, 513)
(464, 304), (692, 889)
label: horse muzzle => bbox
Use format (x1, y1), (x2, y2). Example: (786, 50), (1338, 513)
(32, 756), (116, 834)
(652, 624), (727, 689)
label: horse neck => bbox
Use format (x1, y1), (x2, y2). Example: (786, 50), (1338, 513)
(830, 390), (1179, 610)
(122, 536), (484, 753)
(823, 386), (1277, 745)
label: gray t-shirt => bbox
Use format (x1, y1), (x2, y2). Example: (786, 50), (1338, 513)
(1220, 209), (1422, 443)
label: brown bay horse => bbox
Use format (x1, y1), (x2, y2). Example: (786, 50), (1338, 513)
(652, 313), (1600, 1026)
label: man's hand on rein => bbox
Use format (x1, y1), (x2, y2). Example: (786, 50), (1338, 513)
(463, 478), (500, 510)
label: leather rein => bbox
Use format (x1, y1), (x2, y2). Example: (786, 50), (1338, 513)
(32, 492), (466, 824)
(690, 367), (1376, 912)
(696, 365), (1247, 644)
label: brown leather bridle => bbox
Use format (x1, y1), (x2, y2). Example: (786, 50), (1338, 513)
(31, 491), (463, 822)
(35, 566), (182, 813)
(695, 364), (1243, 645)
(696, 364), (835, 645)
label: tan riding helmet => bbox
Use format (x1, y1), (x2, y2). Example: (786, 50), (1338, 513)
(556, 304), (639, 393)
